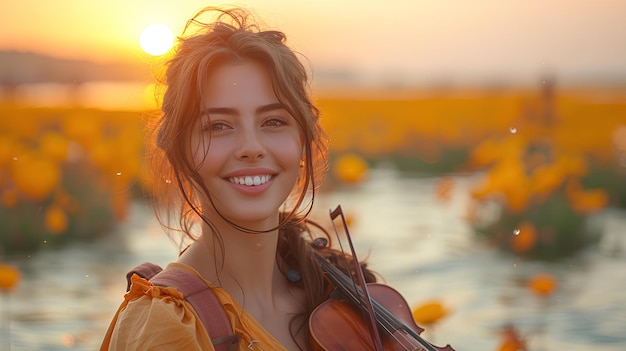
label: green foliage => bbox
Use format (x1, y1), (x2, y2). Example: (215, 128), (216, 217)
(376, 148), (469, 175)
(581, 162), (626, 208)
(0, 163), (116, 255)
(473, 194), (602, 261)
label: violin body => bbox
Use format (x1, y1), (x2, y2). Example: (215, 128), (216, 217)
(309, 283), (453, 351)
(309, 206), (455, 351)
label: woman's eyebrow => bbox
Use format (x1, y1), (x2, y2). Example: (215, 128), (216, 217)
(256, 103), (286, 114)
(201, 103), (286, 116)
(202, 107), (236, 116)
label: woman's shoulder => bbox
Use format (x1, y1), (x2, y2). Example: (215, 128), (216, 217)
(161, 263), (291, 351)
(101, 273), (214, 351)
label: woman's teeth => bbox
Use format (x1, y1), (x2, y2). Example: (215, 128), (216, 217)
(228, 175), (272, 186)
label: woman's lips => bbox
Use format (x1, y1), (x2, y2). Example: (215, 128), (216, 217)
(227, 175), (273, 186)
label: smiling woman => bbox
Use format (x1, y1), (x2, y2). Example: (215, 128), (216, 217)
(100, 7), (342, 351)
(139, 23), (175, 56)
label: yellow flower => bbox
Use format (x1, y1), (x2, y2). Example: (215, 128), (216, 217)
(0, 263), (20, 291)
(411, 300), (449, 325)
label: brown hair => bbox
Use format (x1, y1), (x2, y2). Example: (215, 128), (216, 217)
(145, 6), (375, 349)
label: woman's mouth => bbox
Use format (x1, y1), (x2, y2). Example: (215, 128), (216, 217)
(227, 175), (273, 186)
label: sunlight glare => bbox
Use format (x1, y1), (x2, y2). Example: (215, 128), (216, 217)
(139, 23), (174, 56)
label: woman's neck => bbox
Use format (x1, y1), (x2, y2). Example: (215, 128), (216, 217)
(180, 217), (287, 306)
(177, 216), (307, 349)
(219, 226), (281, 297)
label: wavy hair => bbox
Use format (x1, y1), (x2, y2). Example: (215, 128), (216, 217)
(144, 7), (374, 349)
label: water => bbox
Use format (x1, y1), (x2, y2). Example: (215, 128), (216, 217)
(3, 169), (625, 350)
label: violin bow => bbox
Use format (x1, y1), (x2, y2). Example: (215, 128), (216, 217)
(329, 205), (385, 351)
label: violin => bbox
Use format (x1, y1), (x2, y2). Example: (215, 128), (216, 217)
(308, 206), (455, 351)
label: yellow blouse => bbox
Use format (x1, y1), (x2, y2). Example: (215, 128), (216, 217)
(101, 262), (288, 351)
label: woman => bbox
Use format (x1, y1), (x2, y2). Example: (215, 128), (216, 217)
(101, 6), (375, 351)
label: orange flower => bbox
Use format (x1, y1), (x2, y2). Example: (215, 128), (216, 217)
(487, 158), (531, 213)
(528, 273), (558, 297)
(469, 139), (502, 167)
(411, 300), (449, 325)
(504, 185), (532, 214)
(469, 176), (495, 200)
(11, 153), (61, 200)
(62, 112), (101, 147)
(1, 188), (19, 208)
(471, 158), (528, 206)
(90, 139), (115, 169)
(565, 181), (609, 214)
(511, 221), (537, 253)
(54, 190), (79, 214)
(39, 132), (69, 162)
(530, 164), (563, 198)
(45, 204), (69, 234)
(469, 135), (527, 169)
(566, 181), (609, 214)
(572, 189), (609, 214)
(0, 263), (21, 291)
(0, 134), (19, 167)
(333, 153), (369, 184)
(496, 325), (527, 351)
(555, 154), (587, 178)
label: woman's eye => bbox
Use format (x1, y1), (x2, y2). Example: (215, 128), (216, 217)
(263, 118), (288, 127)
(207, 122), (231, 133)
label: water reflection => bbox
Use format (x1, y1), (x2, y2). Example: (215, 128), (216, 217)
(3, 169), (625, 350)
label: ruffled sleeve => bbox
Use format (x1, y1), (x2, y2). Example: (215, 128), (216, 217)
(100, 274), (214, 351)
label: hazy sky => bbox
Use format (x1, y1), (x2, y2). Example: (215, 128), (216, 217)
(2, 0), (625, 85)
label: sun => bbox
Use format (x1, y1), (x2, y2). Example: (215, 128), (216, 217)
(139, 23), (175, 56)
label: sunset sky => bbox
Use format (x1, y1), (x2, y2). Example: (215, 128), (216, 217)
(2, 0), (626, 86)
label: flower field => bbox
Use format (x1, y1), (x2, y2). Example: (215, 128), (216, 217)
(1, 84), (625, 258)
(1, 84), (626, 350)
(0, 105), (146, 253)
(320, 84), (626, 259)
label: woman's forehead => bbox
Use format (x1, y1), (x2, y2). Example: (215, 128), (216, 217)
(201, 60), (278, 107)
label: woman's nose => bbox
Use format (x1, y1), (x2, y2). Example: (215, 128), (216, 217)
(235, 128), (265, 160)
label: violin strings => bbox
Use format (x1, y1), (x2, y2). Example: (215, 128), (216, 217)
(329, 206), (385, 351)
(318, 205), (439, 351)
(315, 254), (436, 351)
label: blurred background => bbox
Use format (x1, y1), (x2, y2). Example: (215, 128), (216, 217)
(1, 0), (625, 350)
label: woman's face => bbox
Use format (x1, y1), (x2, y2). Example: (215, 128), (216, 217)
(191, 60), (303, 230)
